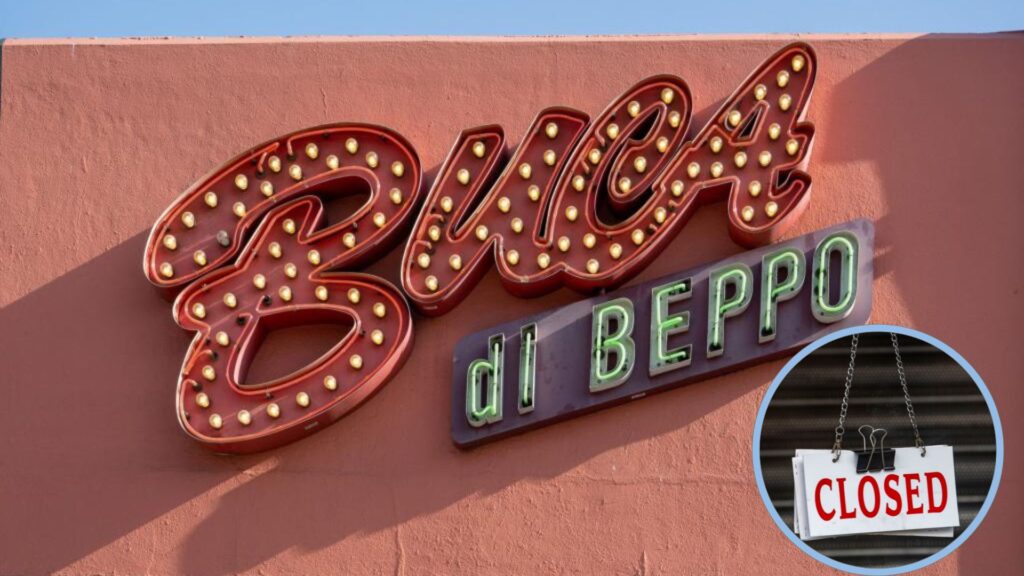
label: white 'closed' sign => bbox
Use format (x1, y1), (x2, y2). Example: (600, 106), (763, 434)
(792, 446), (959, 540)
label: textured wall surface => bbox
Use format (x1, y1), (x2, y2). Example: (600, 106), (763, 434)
(0, 34), (1022, 575)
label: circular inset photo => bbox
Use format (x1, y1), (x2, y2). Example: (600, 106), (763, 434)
(753, 325), (1003, 574)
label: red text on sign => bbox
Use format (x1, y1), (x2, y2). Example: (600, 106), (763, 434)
(814, 472), (949, 521)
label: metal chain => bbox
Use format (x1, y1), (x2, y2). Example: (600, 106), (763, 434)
(891, 332), (926, 456)
(830, 332), (927, 462)
(831, 334), (858, 461)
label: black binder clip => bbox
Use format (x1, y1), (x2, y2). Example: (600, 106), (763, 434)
(856, 425), (895, 474)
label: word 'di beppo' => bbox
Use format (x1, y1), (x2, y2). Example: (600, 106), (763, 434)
(452, 221), (873, 447)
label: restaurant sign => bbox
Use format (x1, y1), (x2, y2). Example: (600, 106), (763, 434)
(142, 43), (826, 453)
(453, 220), (873, 447)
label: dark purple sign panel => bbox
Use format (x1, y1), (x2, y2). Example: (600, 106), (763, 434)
(452, 220), (874, 448)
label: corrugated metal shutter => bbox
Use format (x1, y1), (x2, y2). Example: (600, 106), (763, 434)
(759, 332), (996, 569)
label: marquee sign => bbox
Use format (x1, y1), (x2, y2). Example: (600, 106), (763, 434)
(452, 220), (873, 447)
(144, 43), (821, 453)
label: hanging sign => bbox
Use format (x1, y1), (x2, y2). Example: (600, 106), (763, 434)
(793, 447), (959, 539)
(790, 334), (959, 539)
(452, 220), (874, 448)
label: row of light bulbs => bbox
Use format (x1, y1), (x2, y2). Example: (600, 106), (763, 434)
(411, 52), (807, 293)
(157, 135), (410, 280)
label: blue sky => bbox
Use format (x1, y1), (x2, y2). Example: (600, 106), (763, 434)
(0, 0), (1021, 37)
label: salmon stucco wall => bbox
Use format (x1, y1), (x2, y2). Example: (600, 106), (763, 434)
(0, 33), (1022, 575)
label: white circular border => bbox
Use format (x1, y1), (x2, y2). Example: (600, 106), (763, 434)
(752, 324), (1004, 575)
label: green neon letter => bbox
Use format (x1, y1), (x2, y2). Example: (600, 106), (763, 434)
(590, 298), (635, 392)
(466, 334), (504, 427)
(650, 278), (692, 376)
(811, 231), (859, 323)
(759, 248), (806, 343)
(518, 323), (538, 414)
(707, 263), (753, 358)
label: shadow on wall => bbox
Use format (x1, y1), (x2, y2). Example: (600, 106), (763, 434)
(0, 195), (756, 574)
(821, 34), (1024, 328)
(821, 34), (1024, 574)
(0, 232), (237, 573)
(4, 33), (1022, 575)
